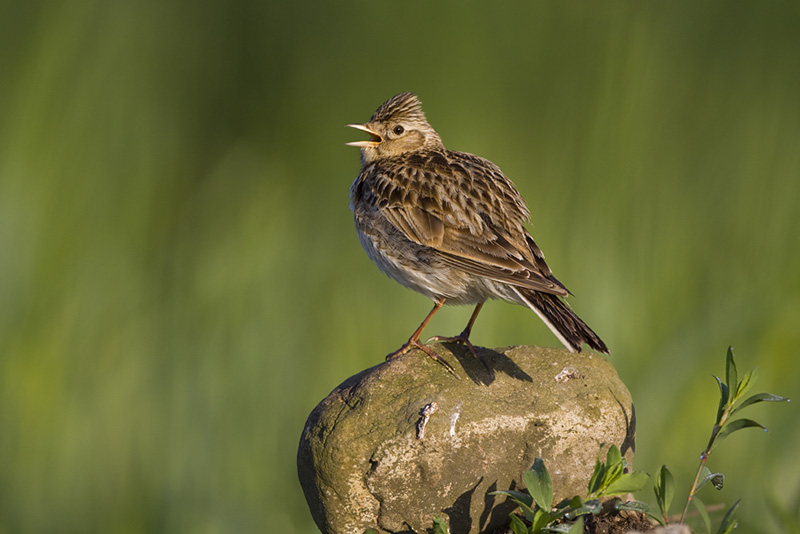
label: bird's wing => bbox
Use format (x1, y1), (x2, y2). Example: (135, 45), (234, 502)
(373, 153), (569, 296)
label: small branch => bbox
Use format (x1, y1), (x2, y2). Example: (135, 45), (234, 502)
(680, 452), (709, 523)
(680, 405), (730, 523)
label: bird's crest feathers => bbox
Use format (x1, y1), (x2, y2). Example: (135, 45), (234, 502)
(371, 92), (428, 124)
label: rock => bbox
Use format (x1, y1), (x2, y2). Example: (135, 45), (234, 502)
(297, 344), (635, 534)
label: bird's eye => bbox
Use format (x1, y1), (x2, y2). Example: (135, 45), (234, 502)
(393, 125), (405, 135)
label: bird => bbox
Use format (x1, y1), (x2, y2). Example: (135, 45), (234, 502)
(346, 92), (608, 374)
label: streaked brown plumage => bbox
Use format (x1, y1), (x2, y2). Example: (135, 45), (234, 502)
(347, 92), (608, 373)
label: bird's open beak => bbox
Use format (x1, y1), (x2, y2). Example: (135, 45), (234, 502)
(345, 124), (382, 147)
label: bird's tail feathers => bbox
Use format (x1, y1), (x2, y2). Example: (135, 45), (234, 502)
(510, 286), (609, 354)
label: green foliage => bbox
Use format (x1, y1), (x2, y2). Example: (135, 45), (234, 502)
(619, 348), (789, 532)
(432, 516), (450, 534)
(692, 495), (712, 534)
(491, 445), (649, 533)
(568, 517), (585, 534)
(677, 348), (788, 526)
(615, 348), (790, 531)
(717, 500), (740, 534)
(525, 458), (555, 513)
(509, 512), (530, 534)
(586, 445), (649, 498)
(654, 465), (674, 521)
(695, 466), (725, 493)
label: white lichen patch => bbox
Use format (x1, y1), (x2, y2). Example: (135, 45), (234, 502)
(554, 366), (583, 382)
(449, 403), (461, 437)
(343, 471), (380, 532)
(447, 414), (531, 448)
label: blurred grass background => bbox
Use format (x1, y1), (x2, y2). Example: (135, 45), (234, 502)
(1, 1), (798, 532)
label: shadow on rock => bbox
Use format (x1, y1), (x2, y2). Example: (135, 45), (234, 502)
(443, 343), (533, 385)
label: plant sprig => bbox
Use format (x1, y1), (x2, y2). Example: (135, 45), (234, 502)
(678, 347), (789, 525)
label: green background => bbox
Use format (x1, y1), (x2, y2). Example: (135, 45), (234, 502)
(1, 1), (798, 532)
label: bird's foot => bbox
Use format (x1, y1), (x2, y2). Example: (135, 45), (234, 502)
(386, 339), (458, 378)
(427, 332), (494, 379)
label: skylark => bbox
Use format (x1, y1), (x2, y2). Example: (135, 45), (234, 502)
(347, 92), (608, 374)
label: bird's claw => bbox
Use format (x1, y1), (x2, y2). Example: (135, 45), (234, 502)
(427, 333), (494, 380)
(386, 339), (459, 378)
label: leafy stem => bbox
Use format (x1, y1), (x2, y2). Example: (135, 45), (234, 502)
(678, 347), (788, 525)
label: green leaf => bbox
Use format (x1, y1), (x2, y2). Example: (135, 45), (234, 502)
(531, 507), (553, 532)
(491, 490), (534, 508)
(714, 376), (730, 422)
(585, 445), (636, 497)
(567, 516), (584, 534)
(518, 500), (538, 523)
(735, 367), (758, 402)
(654, 465), (674, 518)
(603, 471), (650, 496)
(491, 490), (536, 522)
(717, 499), (741, 534)
(696, 466), (712, 491)
(566, 498), (602, 519)
(733, 392), (790, 414)
(617, 500), (665, 525)
(561, 495), (584, 514)
(524, 458), (554, 512)
(548, 517), (584, 533)
(716, 418), (767, 444)
(725, 347), (738, 401)
(432, 516), (449, 534)
(603, 446), (625, 487)
(606, 462), (625, 486)
(508, 513), (529, 534)
(586, 458), (605, 496)
(568, 495), (584, 508)
(692, 495), (712, 534)
(696, 466), (725, 491)
(606, 444), (622, 467)
(549, 497), (576, 522)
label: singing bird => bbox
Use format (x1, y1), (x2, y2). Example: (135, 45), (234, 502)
(347, 92), (608, 374)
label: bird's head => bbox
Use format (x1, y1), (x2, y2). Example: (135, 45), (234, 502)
(347, 92), (443, 164)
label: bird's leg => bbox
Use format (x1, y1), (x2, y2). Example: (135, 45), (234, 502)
(427, 301), (483, 347)
(386, 299), (457, 376)
(427, 302), (493, 377)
